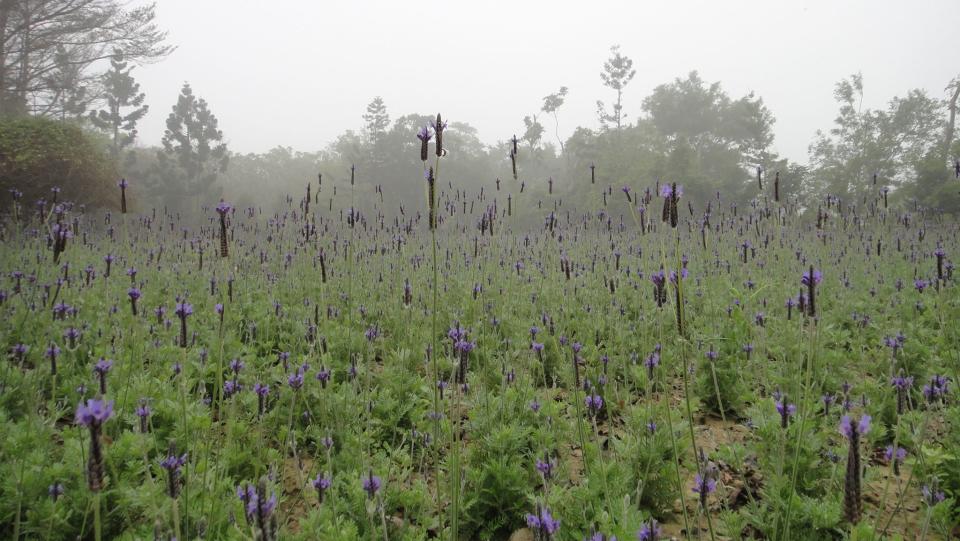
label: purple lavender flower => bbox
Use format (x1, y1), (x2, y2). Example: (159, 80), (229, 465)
(529, 398), (541, 413)
(136, 401), (151, 433)
(417, 125), (433, 162)
(315, 367), (331, 388)
(535, 455), (556, 480)
(891, 373), (913, 414)
(287, 370), (304, 390)
(644, 351), (660, 381)
(94, 358), (113, 394)
(922, 375), (949, 403)
(312, 473), (332, 503)
(63, 327), (81, 347)
(175, 301), (193, 348)
(76, 399), (114, 427)
(776, 396), (797, 428)
(10, 343), (28, 362)
(526, 506), (560, 537)
(447, 324), (467, 342)
(362, 470), (382, 499)
(637, 520), (661, 541)
(822, 393), (835, 416)
(159, 454), (187, 471)
(668, 268), (688, 284)
(921, 480), (946, 507)
(224, 380), (240, 398)
(659, 184), (682, 199)
(585, 394), (603, 417)
(76, 399), (113, 492)
(238, 480), (277, 537)
(160, 447), (188, 498)
(229, 358), (245, 374)
(692, 472), (717, 509)
(839, 415), (871, 438)
(801, 269), (822, 286)
(45, 343), (61, 374)
(253, 382), (270, 416)
(174, 301), (193, 318)
(93, 358), (113, 374)
(884, 445), (907, 476)
(127, 287), (141, 315)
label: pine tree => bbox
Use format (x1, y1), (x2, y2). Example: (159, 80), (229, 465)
(89, 50), (149, 161)
(154, 82), (228, 210)
(362, 96), (390, 172)
(44, 45), (91, 120)
(363, 96), (390, 143)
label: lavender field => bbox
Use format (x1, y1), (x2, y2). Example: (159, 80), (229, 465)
(2, 152), (958, 540)
(2, 2), (960, 540)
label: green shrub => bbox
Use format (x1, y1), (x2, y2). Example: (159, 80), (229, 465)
(0, 116), (117, 211)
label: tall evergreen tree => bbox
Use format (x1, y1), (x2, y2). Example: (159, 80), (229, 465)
(363, 96), (390, 143)
(44, 45), (90, 120)
(362, 96), (390, 173)
(89, 50), (149, 161)
(153, 82), (228, 210)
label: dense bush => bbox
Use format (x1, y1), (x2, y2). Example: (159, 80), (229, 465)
(0, 117), (117, 211)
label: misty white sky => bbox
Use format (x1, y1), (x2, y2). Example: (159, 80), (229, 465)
(132, 0), (959, 164)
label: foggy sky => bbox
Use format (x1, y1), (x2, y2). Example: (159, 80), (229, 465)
(132, 0), (959, 164)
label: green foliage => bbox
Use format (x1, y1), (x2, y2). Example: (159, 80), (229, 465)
(642, 70), (778, 202)
(461, 455), (530, 538)
(697, 314), (750, 417)
(0, 116), (117, 209)
(614, 404), (688, 515)
(809, 73), (949, 204)
(459, 413), (537, 538)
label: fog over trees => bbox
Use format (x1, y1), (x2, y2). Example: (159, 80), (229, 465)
(1, 1), (958, 219)
(3, 4), (960, 541)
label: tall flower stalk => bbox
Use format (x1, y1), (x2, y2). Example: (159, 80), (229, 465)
(840, 414), (871, 524)
(660, 182), (714, 540)
(160, 442), (187, 539)
(76, 399), (114, 541)
(419, 116), (449, 534)
(216, 201), (231, 257)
